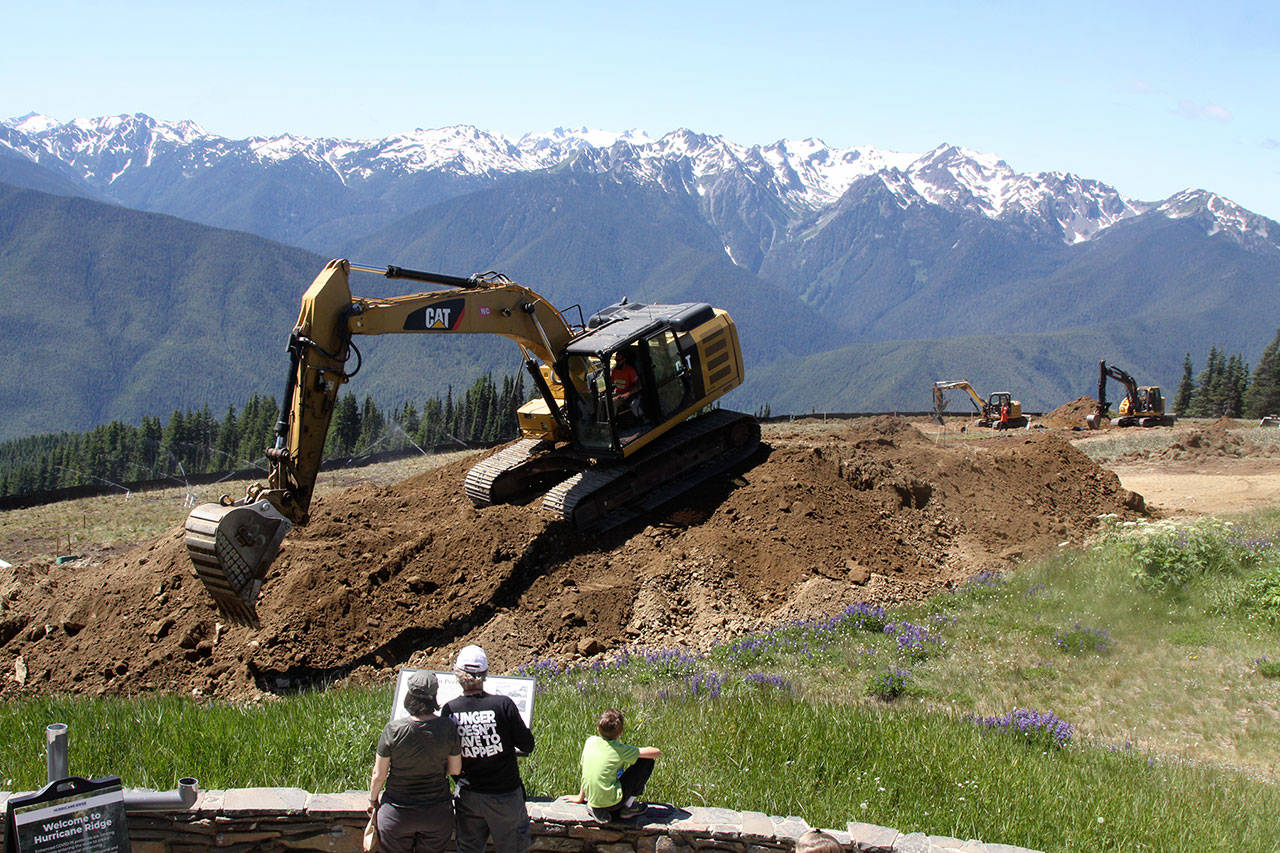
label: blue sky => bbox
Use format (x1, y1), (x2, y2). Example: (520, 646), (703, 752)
(5, 0), (1278, 218)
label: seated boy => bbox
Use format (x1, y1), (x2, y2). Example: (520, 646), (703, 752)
(560, 708), (660, 821)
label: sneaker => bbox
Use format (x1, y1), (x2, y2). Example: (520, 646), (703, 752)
(616, 801), (647, 819)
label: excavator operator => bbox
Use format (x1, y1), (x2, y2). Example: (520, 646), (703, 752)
(611, 350), (644, 423)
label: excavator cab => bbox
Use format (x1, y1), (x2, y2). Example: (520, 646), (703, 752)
(562, 309), (709, 456)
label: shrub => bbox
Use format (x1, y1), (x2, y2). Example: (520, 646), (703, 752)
(1248, 566), (1280, 621)
(1104, 518), (1272, 592)
(1054, 623), (1114, 655)
(867, 667), (911, 700)
(1256, 656), (1280, 679)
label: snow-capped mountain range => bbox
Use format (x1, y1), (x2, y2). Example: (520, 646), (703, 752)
(3, 112), (1271, 257)
(4, 112), (1280, 444)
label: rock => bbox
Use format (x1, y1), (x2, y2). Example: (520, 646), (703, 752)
(577, 638), (604, 656)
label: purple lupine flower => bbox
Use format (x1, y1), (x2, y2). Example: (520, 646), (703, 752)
(967, 707), (1073, 748)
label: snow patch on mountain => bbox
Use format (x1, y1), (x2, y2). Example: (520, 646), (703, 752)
(1158, 189), (1277, 251)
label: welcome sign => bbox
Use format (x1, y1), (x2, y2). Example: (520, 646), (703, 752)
(5, 776), (129, 853)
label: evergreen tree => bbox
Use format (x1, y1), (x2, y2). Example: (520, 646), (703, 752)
(1188, 347), (1222, 417)
(417, 397), (445, 448)
(356, 395), (385, 454)
(398, 402), (421, 438)
(215, 404), (240, 470)
(159, 409), (188, 474)
(326, 394), (361, 457)
(1245, 329), (1280, 418)
(1222, 355), (1248, 418)
(139, 415), (163, 474)
(443, 386), (455, 439)
(1173, 354), (1194, 415)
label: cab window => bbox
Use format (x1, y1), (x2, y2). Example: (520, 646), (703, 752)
(566, 354), (615, 451)
(644, 331), (695, 420)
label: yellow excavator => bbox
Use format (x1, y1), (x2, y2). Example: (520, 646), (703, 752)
(1086, 360), (1175, 429)
(184, 259), (758, 622)
(931, 381), (1027, 429)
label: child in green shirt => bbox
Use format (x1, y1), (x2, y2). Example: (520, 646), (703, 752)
(560, 708), (661, 821)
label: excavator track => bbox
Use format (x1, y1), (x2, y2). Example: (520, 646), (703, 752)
(542, 409), (760, 531)
(464, 438), (581, 507)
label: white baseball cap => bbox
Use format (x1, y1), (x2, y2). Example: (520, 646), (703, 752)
(455, 644), (488, 674)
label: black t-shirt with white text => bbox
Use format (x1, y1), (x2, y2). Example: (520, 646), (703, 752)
(441, 691), (535, 794)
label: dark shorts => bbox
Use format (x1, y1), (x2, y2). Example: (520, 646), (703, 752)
(376, 797), (454, 853)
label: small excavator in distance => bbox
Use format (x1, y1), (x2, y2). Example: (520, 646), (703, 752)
(931, 381), (1028, 429)
(184, 259), (759, 623)
(1086, 360), (1175, 429)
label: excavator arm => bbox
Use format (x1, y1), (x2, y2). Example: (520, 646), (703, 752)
(932, 381), (988, 422)
(1088, 360), (1139, 429)
(185, 259), (576, 623)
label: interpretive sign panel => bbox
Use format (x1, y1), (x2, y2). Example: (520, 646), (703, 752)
(391, 669), (535, 729)
(5, 776), (129, 853)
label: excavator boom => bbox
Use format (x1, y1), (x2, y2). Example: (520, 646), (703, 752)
(185, 260), (577, 621)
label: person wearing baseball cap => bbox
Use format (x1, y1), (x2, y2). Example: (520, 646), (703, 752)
(441, 645), (535, 853)
(369, 670), (462, 853)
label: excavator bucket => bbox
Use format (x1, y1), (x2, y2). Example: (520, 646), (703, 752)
(184, 500), (292, 624)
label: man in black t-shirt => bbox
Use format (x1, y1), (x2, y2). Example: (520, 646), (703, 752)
(441, 645), (535, 853)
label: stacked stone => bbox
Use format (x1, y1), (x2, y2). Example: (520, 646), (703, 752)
(0, 789), (1041, 852)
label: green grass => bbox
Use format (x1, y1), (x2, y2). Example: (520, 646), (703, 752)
(3, 504), (1280, 851)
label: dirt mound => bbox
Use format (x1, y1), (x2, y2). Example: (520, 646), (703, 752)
(1141, 425), (1279, 462)
(0, 419), (1143, 700)
(1039, 396), (1099, 428)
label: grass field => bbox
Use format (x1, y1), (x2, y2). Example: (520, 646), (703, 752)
(3, 501), (1279, 851)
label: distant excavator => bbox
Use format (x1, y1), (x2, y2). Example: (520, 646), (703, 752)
(1086, 360), (1175, 429)
(184, 259), (759, 623)
(931, 381), (1028, 429)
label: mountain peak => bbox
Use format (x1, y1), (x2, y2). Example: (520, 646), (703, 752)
(1156, 188), (1276, 249)
(3, 111), (1273, 251)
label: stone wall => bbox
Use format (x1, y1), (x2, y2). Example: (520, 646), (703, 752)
(1, 788), (1040, 853)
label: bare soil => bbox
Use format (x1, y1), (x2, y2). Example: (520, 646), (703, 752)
(0, 417), (1153, 701)
(1038, 395), (1100, 429)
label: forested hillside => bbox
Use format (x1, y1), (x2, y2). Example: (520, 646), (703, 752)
(0, 374), (526, 498)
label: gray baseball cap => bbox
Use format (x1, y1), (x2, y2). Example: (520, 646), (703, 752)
(407, 669), (439, 700)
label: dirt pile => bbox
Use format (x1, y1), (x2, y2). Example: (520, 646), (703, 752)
(0, 418), (1143, 700)
(1139, 421), (1279, 462)
(1039, 396), (1099, 429)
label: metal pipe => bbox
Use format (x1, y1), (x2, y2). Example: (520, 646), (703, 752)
(45, 723), (68, 783)
(123, 778), (200, 812)
(41, 721), (199, 811)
